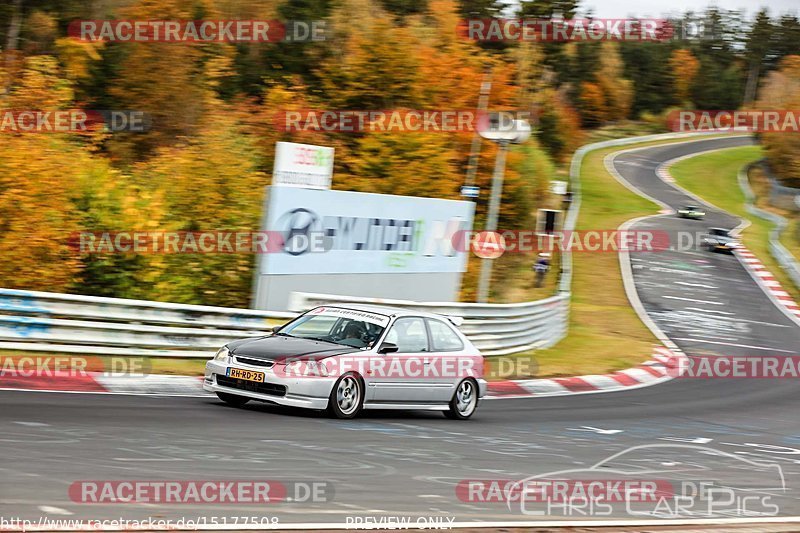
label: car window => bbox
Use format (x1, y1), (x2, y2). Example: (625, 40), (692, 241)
(285, 315), (338, 337)
(426, 319), (464, 351)
(383, 317), (429, 353)
(281, 315), (385, 348)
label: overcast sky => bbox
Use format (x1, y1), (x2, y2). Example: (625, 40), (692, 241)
(575, 0), (798, 18)
(501, 0), (798, 18)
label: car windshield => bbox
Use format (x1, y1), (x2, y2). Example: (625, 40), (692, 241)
(279, 309), (388, 349)
(710, 228), (730, 237)
(685, 205), (698, 210)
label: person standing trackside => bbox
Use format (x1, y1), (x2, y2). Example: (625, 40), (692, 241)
(533, 252), (551, 288)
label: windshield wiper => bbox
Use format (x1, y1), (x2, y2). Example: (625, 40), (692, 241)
(304, 336), (345, 345)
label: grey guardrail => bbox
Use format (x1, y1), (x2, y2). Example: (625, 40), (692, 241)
(0, 288), (293, 358)
(0, 132), (726, 359)
(738, 162), (800, 289)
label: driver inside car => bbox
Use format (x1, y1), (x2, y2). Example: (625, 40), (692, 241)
(339, 321), (368, 347)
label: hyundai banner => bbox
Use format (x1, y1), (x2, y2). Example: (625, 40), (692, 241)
(260, 187), (475, 275)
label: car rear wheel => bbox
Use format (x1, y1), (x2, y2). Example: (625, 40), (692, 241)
(216, 391), (250, 407)
(445, 379), (478, 420)
(328, 373), (363, 419)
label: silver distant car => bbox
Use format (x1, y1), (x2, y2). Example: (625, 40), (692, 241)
(204, 304), (487, 419)
(703, 227), (741, 253)
(677, 205), (706, 219)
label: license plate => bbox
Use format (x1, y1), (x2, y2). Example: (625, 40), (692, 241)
(227, 368), (264, 382)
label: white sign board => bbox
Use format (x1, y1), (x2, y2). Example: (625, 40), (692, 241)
(272, 142), (334, 189)
(551, 180), (568, 195)
(261, 187), (475, 275)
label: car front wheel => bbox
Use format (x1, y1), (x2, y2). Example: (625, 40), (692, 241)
(328, 373), (364, 419)
(445, 379), (478, 420)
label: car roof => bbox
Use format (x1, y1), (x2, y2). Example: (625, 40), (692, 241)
(321, 303), (453, 321)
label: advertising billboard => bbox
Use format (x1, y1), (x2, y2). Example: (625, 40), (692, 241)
(252, 187), (475, 310)
(260, 187), (474, 275)
(272, 142), (334, 189)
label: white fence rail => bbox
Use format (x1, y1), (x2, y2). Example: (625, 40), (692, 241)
(0, 288), (292, 358)
(0, 286), (568, 358)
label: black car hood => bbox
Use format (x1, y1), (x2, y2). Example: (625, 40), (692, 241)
(226, 335), (361, 362)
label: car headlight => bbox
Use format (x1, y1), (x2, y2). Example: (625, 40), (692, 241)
(283, 360), (302, 374)
(214, 346), (230, 362)
(282, 359), (329, 377)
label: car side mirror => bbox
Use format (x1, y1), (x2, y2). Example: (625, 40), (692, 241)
(270, 325), (282, 334)
(379, 342), (399, 354)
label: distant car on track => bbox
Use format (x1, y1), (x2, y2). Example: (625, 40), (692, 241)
(677, 205), (706, 219)
(703, 227), (740, 253)
(204, 304), (487, 419)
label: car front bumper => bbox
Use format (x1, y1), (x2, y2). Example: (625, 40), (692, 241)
(204, 359), (334, 410)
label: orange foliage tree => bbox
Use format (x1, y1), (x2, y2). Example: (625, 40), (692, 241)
(669, 49), (700, 105)
(756, 55), (800, 186)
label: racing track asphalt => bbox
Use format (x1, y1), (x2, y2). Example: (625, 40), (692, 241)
(3, 135), (800, 528)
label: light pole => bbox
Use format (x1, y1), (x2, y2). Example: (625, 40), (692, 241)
(476, 116), (531, 303)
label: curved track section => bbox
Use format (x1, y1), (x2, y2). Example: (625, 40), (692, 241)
(2, 136), (800, 529)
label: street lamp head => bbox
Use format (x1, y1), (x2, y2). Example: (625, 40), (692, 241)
(477, 112), (531, 144)
(509, 119), (531, 144)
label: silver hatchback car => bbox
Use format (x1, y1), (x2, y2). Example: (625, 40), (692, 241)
(204, 304), (488, 419)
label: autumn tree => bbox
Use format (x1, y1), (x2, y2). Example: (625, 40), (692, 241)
(596, 42), (633, 122)
(668, 49), (700, 105)
(0, 56), (98, 291)
(756, 55), (800, 186)
(578, 81), (606, 127)
(105, 0), (236, 161)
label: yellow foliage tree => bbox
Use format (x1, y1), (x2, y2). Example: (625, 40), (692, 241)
(756, 55), (800, 186)
(669, 49), (700, 105)
(597, 42), (633, 121)
(579, 81), (607, 126)
(0, 57), (97, 291)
